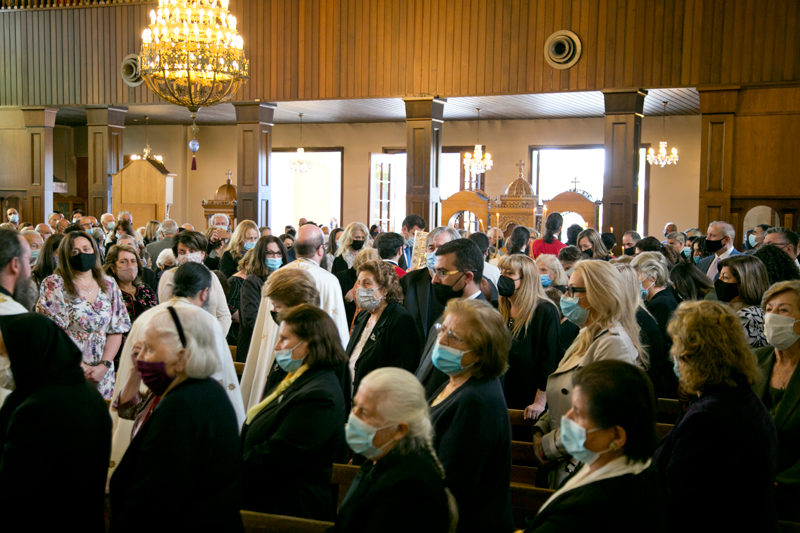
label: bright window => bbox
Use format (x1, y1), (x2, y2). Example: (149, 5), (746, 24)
(271, 150), (342, 230)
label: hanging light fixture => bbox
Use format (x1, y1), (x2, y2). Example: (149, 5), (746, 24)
(138, 0), (250, 170)
(647, 101), (679, 168)
(463, 108), (493, 180)
(129, 116), (163, 162)
(289, 113), (313, 174)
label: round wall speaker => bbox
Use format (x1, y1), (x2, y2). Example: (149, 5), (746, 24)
(121, 54), (144, 87)
(544, 30), (582, 70)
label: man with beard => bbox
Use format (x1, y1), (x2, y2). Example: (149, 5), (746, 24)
(0, 229), (34, 313)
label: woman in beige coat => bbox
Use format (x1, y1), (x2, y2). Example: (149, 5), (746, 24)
(533, 260), (641, 488)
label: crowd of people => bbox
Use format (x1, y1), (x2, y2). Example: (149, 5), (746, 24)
(0, 206), (798, 531)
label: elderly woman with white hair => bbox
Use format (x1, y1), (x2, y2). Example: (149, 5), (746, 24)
(535, 253), (569, 293)
(631, 252), (679, 358)
(109, 304), (244, 532)
(533, 261), (641, 488)
(331, 367), (454, 532)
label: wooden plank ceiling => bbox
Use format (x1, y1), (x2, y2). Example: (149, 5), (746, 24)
(54, 88), (700, 126)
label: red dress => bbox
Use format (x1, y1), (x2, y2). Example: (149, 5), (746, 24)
(529, 238), (567, 259)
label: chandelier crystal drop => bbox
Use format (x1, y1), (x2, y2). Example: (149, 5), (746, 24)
(464, 108), (493, 178)
(289, 113), (313, 174)
(647, 101), (679, 168)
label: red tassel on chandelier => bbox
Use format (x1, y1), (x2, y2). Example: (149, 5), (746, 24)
(191, 155), (197, 170)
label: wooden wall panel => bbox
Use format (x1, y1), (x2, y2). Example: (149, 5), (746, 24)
(2, 0), (800, 106)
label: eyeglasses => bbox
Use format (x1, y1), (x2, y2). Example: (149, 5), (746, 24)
(566, 286), (587, 298)
(436, 324), (468, 346)
(433, 268), (474, 279)
(265, 251), (282, 257)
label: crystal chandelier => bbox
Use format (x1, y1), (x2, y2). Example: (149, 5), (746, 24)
(647, 101), (679, 168)
(129, 116), (163, 162)
(289, 113), (313, 174)
(139, 0), (249, 169)
(463, 108), (493, 178)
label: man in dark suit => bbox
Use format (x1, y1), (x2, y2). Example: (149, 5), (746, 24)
(400, 226), (460, 344)
(415, 238), (487, 398)
(145, 219), (179, 272)
(398, 214), (426, 270)
(697, 221), (743, 282)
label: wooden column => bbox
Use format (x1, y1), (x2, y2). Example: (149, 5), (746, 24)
(233, 102), (275, 227)
(602, 89), (647, 247)
(21, 107), (57, 224)
(404, 97), (446, 228)
(86, 106), (126, 218)
(697, 87), (739, 234)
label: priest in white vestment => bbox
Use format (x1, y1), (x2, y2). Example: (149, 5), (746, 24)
(283, 224), (349, 347)
(108, 276), (245, 482)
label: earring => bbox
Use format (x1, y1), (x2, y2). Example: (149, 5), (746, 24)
(609, 442), (619, 451)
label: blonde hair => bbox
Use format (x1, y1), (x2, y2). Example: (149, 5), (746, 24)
(577, 228), (610, 259)
(353, 248), (380, 270)
(498, 254), (554, 339)
(668, 301), (760, 394)
(145, 220), (160, 241)
(613, 263), (651, 368)
(335, 222), (370, 257)
(442, 299), (511, 380)
(762, 280), (800, 311)
(631, 251), (671, 288)
(265, 268), (319, 307)
(224, 220), (259, 259)
(565, 261), (642, 361)
(535, 254), (569, 286)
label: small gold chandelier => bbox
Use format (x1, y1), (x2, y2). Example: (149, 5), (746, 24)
(139, 0), (249, 169)
(289, 113), (313, 174)
(647, 101), (679, 168)
(129, 116), (163, 163)
(463, 108), (493, 178)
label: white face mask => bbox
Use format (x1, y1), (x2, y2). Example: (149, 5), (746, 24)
(177, 251), (204, 265)
(764, 313), (800, 351)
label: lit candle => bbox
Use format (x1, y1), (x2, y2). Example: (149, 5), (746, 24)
(610, 226), (614, 233)
(496, 212), (499, 227)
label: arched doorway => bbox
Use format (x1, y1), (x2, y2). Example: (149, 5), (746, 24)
(447, 210), (485, 232)
(543, 191), (599, 229)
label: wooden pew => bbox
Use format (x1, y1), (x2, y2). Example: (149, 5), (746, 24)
(234, 362), (245, 376)
(657, 398), (682, 424)
(229, 345), (237, 362)
(241, 511), (333, 533)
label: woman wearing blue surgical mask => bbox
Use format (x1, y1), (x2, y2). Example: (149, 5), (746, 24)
(497, 254), (562, 420)
(535, 253), (569, 293)
(219, 220), (259, 278)
(533, 260), (641, 489)
(345, 261), (420, 399)
(334, 368), (455, 533)
(236, 236), (288, 363)
(655, 301), (778, 532)
(428, 298), (514, 533)
(241, 304), (348, 521)
(753, 281), (800, 521)
(525, 361), (666, 532)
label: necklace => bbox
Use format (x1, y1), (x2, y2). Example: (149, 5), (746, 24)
(773, 364), (796, 390)
(75, 277), (95, 296)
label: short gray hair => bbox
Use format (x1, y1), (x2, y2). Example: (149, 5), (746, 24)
(425, 226), (461, 249)
(666, 231), (686, 245)
(209, 213), (230, 226)
(535, 253), (569, 286)
(631, 251), (671, 287)
(19, 229), (38, 237)
(118, 211), (133, 220)
(146, 306), (220, 379)
(160, 219), (179, 235)
(157, 249), (176, 268)
(709, 221), (735, 240)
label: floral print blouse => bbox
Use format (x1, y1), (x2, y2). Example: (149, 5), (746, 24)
(36, 274), (131, 399)
(118, 283), (158, 367)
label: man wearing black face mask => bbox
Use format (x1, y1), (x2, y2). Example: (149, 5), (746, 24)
(415, 239), (485, 398)
(697, 221), (742, 281)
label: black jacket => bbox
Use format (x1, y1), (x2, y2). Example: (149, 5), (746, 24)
(330, 449), (451, 533)
(109, 378), (244, 533)
(346, 303), (421, 396)
(219, 249), (242, 278)
(0, 314), (111, 532)
(335, 267), (358, 329)
(636, 307), (677, 399)
(237, 273), (265, 363)
(241, 367), (346, 521)
(652, 384), (778, 533)
(525, 467), (667, 532)
(140, 266), (159, 294)
(332, 254), (349, 276)
(430, 377), (513, 533)
(502, 299), (562, 409)
(400, 268), (444, 344)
